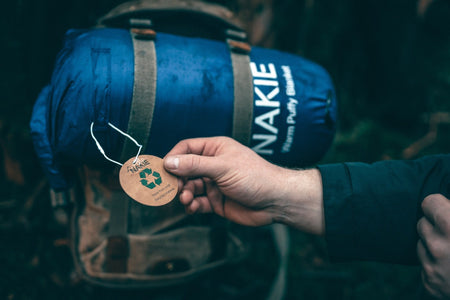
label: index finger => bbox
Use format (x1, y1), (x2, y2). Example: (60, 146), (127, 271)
(165, 137), (221, 157)
(422, 194), (450, 233)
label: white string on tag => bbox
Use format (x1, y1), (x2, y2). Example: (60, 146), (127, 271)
(90, 122), (143, 167)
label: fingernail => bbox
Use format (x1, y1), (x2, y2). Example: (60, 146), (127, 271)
(165, 156), (179, 169)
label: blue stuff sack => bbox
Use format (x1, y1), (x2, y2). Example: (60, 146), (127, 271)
(30, 28), (337, 190)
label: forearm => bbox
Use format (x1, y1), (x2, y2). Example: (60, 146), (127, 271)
(318, 154), (450, 264)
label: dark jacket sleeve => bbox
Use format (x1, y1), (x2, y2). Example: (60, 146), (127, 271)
(317, 154), (450, 265)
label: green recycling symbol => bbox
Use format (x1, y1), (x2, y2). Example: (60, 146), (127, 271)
(139, 168), (162, 189)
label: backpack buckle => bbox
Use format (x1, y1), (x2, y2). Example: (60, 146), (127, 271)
(226, 29), (251, 54)
(130, 18), (156, 40)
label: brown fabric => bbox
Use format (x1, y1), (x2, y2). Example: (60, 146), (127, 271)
(73, 166), (247, 287)
(80, 227), (245, 282)
(106, 236), (129, 273)
(96, 0), (243, 42)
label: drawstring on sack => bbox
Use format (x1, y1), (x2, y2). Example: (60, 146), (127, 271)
(90, 122), (142, 166)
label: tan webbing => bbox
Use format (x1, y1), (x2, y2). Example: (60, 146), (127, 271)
(226, 29), (254, 146)
(106, 18), (157, 273)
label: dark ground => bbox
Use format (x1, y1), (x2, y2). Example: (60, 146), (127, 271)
(1, 0), (450, 299)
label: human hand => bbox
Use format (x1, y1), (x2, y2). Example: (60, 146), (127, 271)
(164, 137), (324, 234)
(417, 194), (450, 299)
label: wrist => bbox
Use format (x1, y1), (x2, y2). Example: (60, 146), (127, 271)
(272, 168), (324, 235)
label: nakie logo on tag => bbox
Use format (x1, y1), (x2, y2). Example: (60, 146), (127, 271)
(119, 155), (178, 206)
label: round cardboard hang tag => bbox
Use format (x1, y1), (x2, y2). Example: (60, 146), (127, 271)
(119, 155), (178, 206)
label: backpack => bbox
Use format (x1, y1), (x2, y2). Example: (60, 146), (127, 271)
(40, 1), (291, 298)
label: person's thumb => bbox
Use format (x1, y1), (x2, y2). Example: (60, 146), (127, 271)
(164, 154), (225, 179)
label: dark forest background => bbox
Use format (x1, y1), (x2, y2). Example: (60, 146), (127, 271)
(1, 0), (449, 299)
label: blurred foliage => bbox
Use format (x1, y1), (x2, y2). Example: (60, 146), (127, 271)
(0, 0), (449, 299)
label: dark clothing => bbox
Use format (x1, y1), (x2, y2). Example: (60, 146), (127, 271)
(318, 154), (450, 265)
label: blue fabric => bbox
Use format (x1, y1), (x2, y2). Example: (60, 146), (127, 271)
(319, 154), (450, 264)
(31, 29), (135, 190)
(149, 33), (234, 156)
(249, 48), (336, 166)
(30, 28), (337, 190)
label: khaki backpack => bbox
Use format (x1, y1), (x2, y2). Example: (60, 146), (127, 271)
(51, 1), (289, 298)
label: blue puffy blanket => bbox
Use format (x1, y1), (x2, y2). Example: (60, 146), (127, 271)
(30, 28), (337, 190)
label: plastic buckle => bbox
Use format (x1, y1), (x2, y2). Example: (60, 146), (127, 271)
(226, 29), (251, 54)
(130, 18), (156, 40)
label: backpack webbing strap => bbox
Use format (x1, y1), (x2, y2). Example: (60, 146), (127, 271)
(226, 29), (253, 146)
(105, 192), (131, 273)
(106, 19), (157, 273)
(121, 19), (157, 160)
(266, 224), (290, 300)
